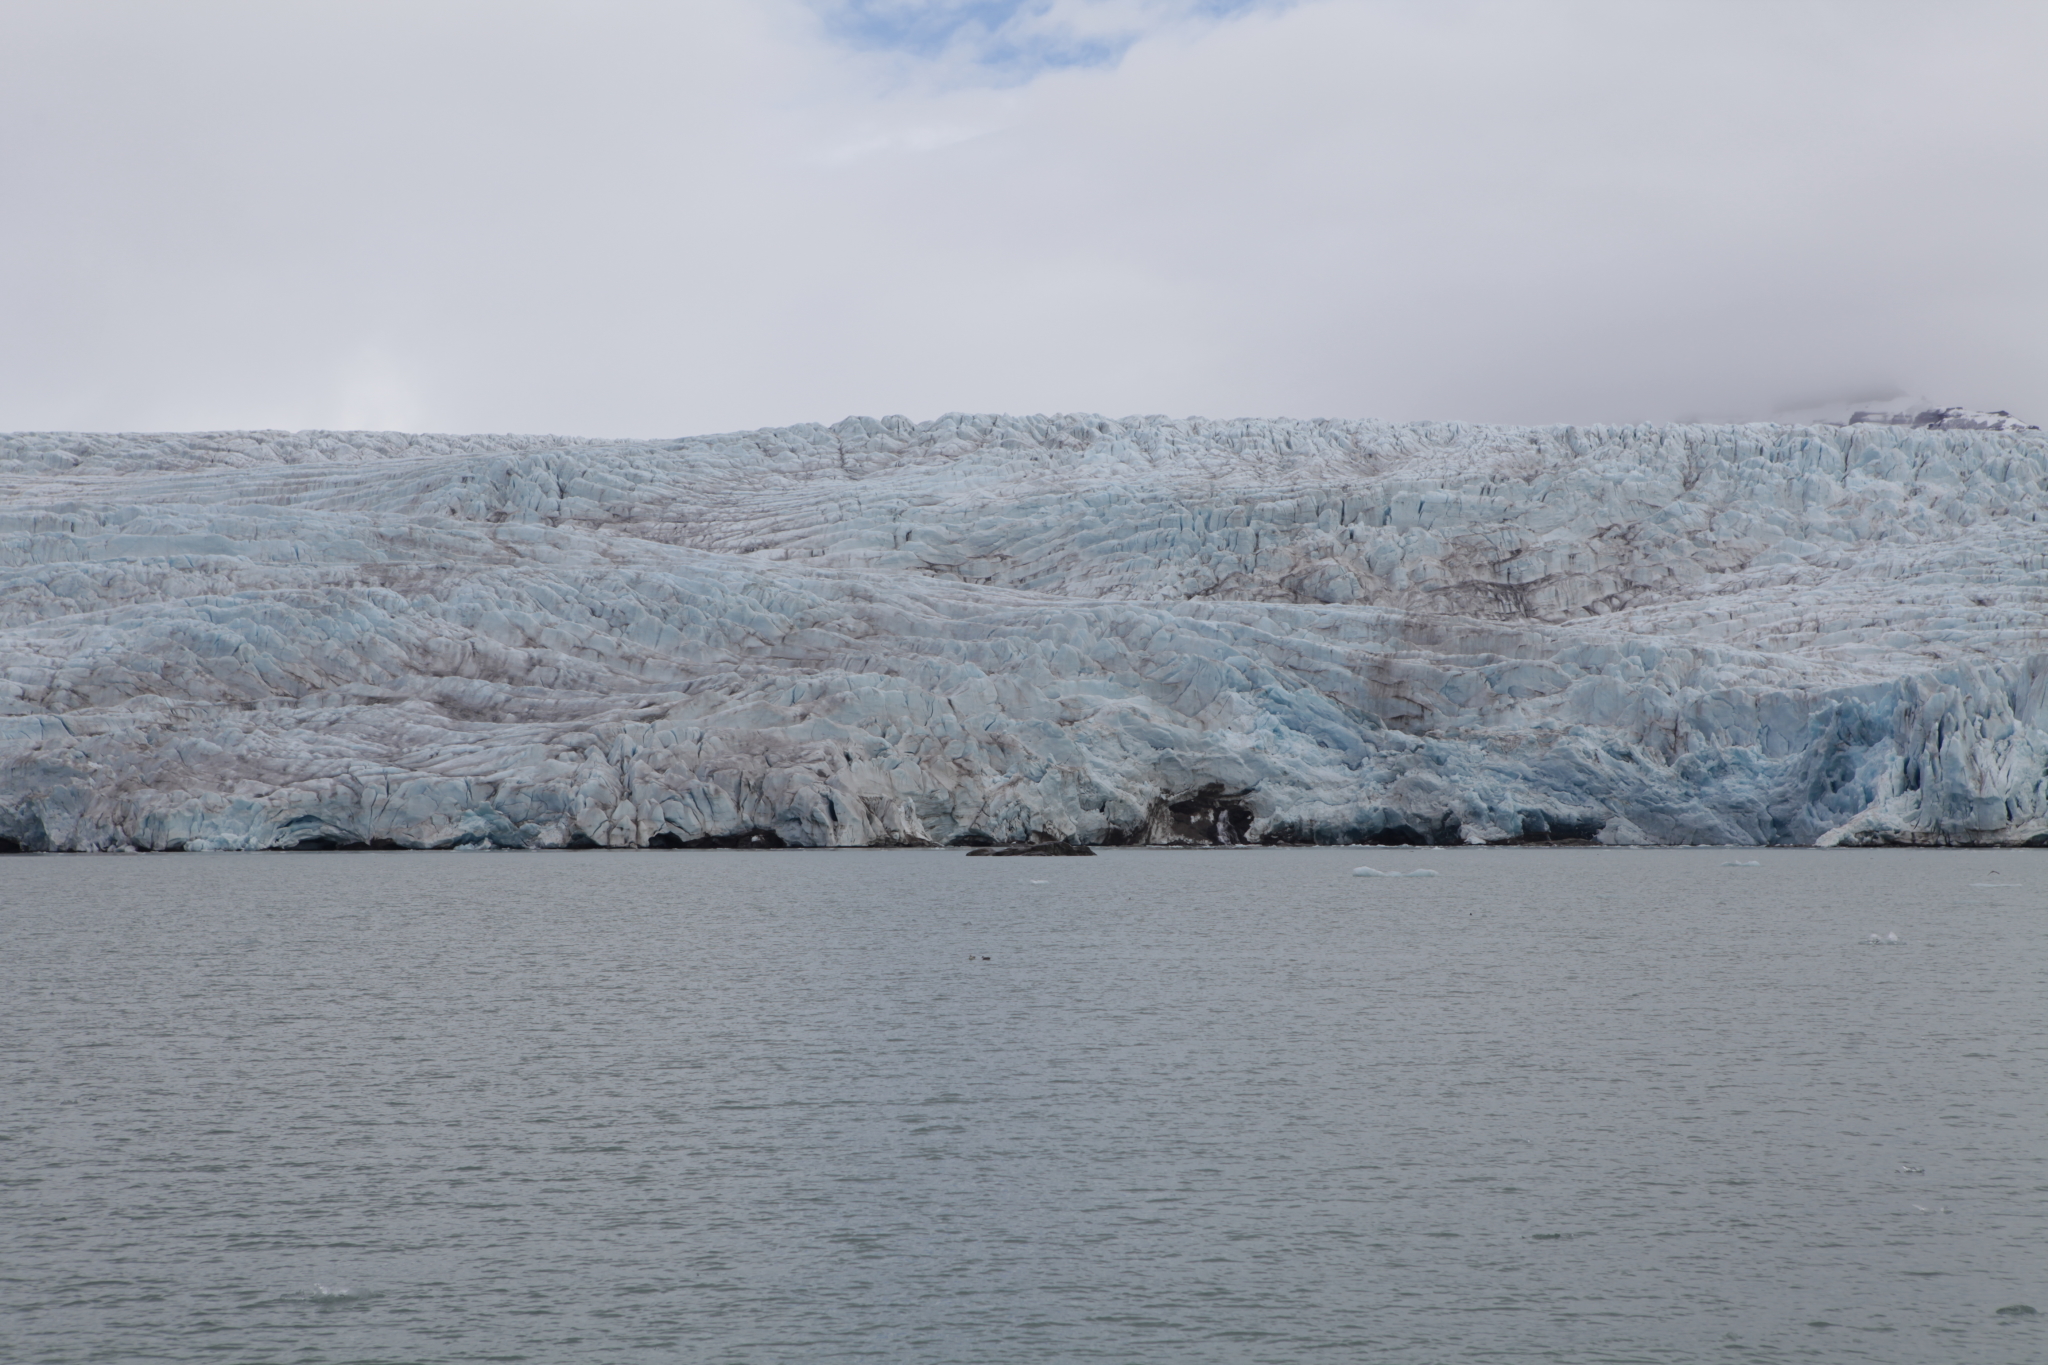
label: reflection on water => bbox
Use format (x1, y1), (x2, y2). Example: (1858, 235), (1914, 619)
(2, 848), (2043, 1363)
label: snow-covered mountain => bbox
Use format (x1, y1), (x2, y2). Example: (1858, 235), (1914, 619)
(4, 414), (2046, 850)
(1845, 405), (2039, 432)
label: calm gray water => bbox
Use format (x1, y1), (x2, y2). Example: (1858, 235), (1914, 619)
(2, 848), (2043, 1364)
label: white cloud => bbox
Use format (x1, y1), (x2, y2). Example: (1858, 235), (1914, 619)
(331, 347), (430, 434)
(816, 122), (999, 165)
(2, 0), (2044, 434)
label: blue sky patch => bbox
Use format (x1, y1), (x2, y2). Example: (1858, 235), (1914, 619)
(816, 1), (1274, 76)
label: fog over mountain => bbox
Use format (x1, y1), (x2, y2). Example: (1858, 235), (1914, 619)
(5, 413), (2046, 851)
(3, 1), (2045, 435)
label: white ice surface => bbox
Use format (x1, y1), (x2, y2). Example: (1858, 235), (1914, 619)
(3, 414), (2047, 850)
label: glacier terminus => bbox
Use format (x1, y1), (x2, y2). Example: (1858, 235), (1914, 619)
(3, 412), (2046, 852)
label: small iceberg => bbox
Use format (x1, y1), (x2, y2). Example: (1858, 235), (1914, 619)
(1864, 932), (1903, 945)
(1352, 867), (1439, 878)
(1720, 859), (1761, 867)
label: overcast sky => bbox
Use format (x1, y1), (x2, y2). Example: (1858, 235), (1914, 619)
(4, 0), (2044, 436)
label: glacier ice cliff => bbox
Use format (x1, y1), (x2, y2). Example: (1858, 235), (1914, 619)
(3, 415), (2047, 851)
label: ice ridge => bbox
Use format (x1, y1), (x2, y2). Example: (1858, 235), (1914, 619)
(3, 414), (2047, 851)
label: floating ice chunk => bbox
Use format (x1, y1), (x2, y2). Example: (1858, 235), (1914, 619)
(1864, 932), (1903, 945)
(1352, 866), (1386, 877)
(1404, 869), (1439, 878)
(1970, 882), (2014, 888)
(1595, 816), (1654, 847)
(1720, 859), (1761, 867)
(1028, 879), (1048, 884)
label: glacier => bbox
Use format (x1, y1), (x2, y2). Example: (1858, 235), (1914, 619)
(2, 413), (2046, 852)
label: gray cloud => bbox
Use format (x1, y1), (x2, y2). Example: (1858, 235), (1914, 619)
(2, 0), (2043, 434)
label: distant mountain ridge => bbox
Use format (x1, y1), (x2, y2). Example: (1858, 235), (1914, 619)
(1845, 405), (2038, 432)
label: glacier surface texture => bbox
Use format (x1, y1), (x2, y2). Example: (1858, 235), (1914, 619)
(3, 415), (2047, 851)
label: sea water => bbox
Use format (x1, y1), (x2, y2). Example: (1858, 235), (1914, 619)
(1, 848), (2042, 1363)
